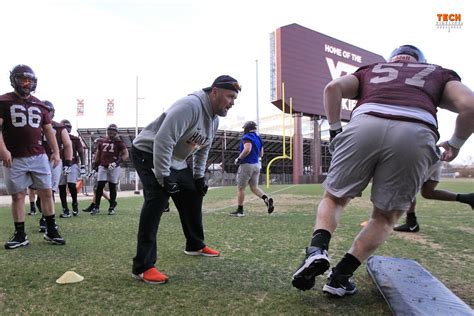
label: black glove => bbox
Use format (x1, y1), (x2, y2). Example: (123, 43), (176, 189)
(194, 177), (208, 196)
(92, 162), (99, 172)
(80, 165), (87, 176)
(329, 127), (342, 142)
(62, 160), (73, 176)
(163, 176), (180, 195)
(86, 169), (96, 179)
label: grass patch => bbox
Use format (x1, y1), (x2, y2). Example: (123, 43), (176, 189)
(0, 182), (473, 314)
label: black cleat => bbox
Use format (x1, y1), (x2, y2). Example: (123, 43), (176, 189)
(4, 231), (29, 249)
(393, 222), (419, 233)
(90, 207), (100, 215)
(72, 203), (79, 216)
(229, 210), (245, 217)
(82, 203), (95, 213)
(322, 269), (357, 297)
(108, 201), (117, 215)
(265, 197), (274, 214)
(459, 193), (474, 210)
(44, 228), (66, 245)
(59, 209), (72, 218)
(292, 246), (330, 291)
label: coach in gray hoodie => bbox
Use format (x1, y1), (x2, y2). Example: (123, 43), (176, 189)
(131, 75), (241, 284)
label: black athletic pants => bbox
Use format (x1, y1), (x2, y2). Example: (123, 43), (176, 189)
(131, 146), (205, 275)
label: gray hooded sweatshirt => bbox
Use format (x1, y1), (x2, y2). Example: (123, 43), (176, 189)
(133, 90), (218, 185)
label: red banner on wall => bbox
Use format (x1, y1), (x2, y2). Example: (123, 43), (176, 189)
(77, 99), (84, 116)
(107, 99), (114, 116)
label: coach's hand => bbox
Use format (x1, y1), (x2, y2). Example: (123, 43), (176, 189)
(195, 177), (208, 196)
(163, 176), (180, 195)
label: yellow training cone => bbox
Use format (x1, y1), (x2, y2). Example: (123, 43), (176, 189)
(56, 271), (84, 284)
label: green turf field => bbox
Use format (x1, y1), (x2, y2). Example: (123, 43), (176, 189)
(0, 181), (472, 314)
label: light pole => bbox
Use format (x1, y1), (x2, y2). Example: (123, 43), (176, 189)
(134, 76), (145, 194)
(255, 59), (260, 131)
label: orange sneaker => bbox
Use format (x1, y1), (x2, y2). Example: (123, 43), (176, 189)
(132, 267), (168, 284)
(184, 245), (220, 257)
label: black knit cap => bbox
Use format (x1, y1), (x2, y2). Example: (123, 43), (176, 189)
(203, 75), (241, 93)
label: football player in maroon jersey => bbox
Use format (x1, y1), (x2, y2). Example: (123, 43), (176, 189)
(0, 64), (66, 249)
(82, 149), (111, 213)
(36, 101), (73, 232)
(58, 119), (86, 217)
(90, 124), (128, 215)
(292, 45), (474, 297)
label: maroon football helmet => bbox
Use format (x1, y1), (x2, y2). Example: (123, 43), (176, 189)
(10, 64), (37, 97)
(107, 124), (119, 138)
(389, 45), (426, 63)
(61, 119), (72, 133)
(43, 100), (55, 112)
(43, 100), (55, 119)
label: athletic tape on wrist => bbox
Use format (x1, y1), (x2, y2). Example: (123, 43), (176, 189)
(329, 121), (342, 130)
(447, 135), (465, 149)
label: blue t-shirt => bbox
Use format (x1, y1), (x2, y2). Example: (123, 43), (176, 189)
(240, 132), (262, 164)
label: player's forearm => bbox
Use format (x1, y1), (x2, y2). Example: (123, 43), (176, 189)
(453, 110), (474, 141)
(64, 144), (73, 161)
(120, 150), (129, 162)
(324, 85), (343, 124)
(44, 128), (60, 155)
(0, 135), (9, 156)
(237, 148), (251, 160)
(0, 123), (8, 155)
(78, 148), (86, 165)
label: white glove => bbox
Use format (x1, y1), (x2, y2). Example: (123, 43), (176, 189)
(62, 165), (72, 176)
(108, 162), (118, 170)
(80, 165), (87, 176)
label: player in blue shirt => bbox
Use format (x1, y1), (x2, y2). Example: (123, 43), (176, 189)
(230, 121), (274, 217)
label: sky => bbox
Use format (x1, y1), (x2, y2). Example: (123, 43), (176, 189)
(0, 0), (473, 164)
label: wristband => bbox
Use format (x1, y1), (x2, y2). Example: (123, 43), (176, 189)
(64, 160), (73, 166)
(329, 121), (342, 130)
(447, 135), (465, 149)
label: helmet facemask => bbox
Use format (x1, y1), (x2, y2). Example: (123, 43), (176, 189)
(61, 120), (72, 133)
(10, 65), (37, 97)
(107, 124), (119, 138)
